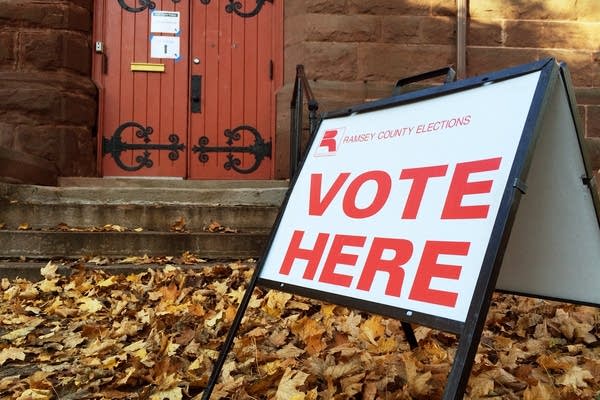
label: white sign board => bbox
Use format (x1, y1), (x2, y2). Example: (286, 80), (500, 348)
(496, 68), (600, 305)
(150, 35), (180, 59)
(150, 11), (180, 34)
(260, 72), (542, 323)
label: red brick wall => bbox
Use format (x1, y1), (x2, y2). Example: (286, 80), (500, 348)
(277, 0), (599, 177)
(0, 0), (97, 178)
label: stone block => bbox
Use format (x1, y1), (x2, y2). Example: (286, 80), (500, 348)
(588, 105), (600, 138)
(285, 15), (306, 46)
(432, 0), (457, 16)
(383, 16), (455, 45)
(594, 52), (600, 87)
(61, 93), (96, 126)
(0, 87), (62, 116)
(12, 125), (95, 176)
(505, 20), (600, 50)
(540, 49), (595, 87)
(20, 30), (91, 75)
(62, 32), (91, 75)
(421, 16), (456, 45)
(0, 145), (58, 186)
(470, 0), (599, 21)
(348, 0), (430, 16)
(284, 43), (307, 83)
(20, 30), (63, 71)
(381, 16), (421, 44)
(358, 43), (455, 81)
(285, 1), (305, 17)
(306, 0), (348, 14)
(469, 19), (503, 46)
(0, 32), (16, 65)
(69, 0), (93, 11)
(303, 42), (358, 81)
(575, 88), (600, 106)
(0, 1), (89, 30)
(305, 14), (380, 43)
(65, 3), (92, 32)
(466, 47), (542, 77)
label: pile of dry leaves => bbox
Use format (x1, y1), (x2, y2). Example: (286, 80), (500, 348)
(0, 261), (599, 399)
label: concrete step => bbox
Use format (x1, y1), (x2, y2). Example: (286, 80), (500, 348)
(0, 200), (279, 231)
(1, 184), (287, 206)
(0, 260), (255, 281)
(0, 230), (270, 259)
(0, 179), (286, 260)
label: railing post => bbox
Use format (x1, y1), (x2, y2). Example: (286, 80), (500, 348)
(290, 65), (304, 179)
(289, 64), (319, 179)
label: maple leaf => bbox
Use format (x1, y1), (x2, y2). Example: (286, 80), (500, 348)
(1, 325), (37, 341)
(0, 347), (26, 365)
(78, 297), (104, 314)
(266, 291), (293, 317)
(16, 389), (52, 400)
(171, 216), (186, 232)
(360, 315), (385, 345)
(523, 382), (557, 400)
(556, 365), (593, 388)
(40, 261), (59, 279)
(150, 387), (183, 400)
(17, 222), (31, 230)
(275, 367), (309, 400)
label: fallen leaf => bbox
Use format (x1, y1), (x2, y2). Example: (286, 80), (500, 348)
(275, 367), (309, 400)
(40, 261), (59, 280)
(0, 347), (26, 365)
(556, 365), (593, 388)
(171, 217), (186, 232)
(16, 389), (52, 400)
(1, 325), (36, 341)
(360, 315), (385, 345)
(78, 297), (104, 314)
(150, 387), (183, 400)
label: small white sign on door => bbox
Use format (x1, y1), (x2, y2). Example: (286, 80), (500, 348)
(150, 11), (180, 34)
(150, 35), (180, 59)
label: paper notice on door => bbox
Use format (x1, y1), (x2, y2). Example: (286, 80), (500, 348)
(150, 35), (180, 59)
(150, 11), (180, 34)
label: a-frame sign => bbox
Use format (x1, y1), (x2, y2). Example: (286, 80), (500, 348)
(202, 58), (600, 400)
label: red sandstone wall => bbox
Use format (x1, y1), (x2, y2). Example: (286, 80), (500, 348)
(277, 0), (599, 178)
(468, 0), (599, 139)
(0, 0), (97, 178)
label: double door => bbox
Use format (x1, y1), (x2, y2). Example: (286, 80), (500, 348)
(93, 0), (282, 179)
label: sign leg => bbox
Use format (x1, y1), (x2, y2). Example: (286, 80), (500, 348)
(201, 270), (262, 399)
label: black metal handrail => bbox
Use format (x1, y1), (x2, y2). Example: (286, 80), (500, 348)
(290, 64), (319, 178)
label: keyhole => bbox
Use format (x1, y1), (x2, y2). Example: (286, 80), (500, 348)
(164, 45), (168, 54)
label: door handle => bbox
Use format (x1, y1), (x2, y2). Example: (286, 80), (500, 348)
(191, 75), (202, 113)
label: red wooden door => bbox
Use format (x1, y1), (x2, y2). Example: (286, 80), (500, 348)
(93, 0), (281, 179)
(188, 0), (281, 179)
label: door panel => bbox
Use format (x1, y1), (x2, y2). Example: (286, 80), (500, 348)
(188, 0), (277, 179)
(94, 0), (281, 179)
(97, 0), (188, 177)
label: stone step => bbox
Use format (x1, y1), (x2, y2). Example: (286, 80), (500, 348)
(0, 230), (270, 259)
(0, 260), (252, 281)
(57, 177), (289, 189)
(0, 200), (279, 231)
(0, 179), (285, 260)
(1, 184), (287, 206)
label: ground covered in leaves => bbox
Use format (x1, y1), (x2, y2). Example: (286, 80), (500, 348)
(0, 261), (599, 400)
